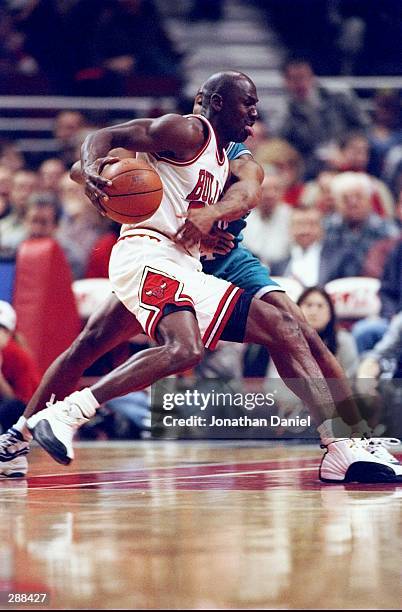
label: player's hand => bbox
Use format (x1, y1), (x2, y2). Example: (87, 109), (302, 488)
(83, 156), (120, 215)
(201, 228), (235, 255)
(174, 207), (218, 248)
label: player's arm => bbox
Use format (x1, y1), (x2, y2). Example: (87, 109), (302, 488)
(81, 115), (205, 210)
(175, 155), (263, 246)
(216, 155), (264, 221)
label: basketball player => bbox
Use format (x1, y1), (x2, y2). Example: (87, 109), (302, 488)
(1, 72), (401, 483)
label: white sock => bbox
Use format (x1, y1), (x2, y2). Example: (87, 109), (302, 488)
(318, 417), (352, 446)
(66, 388), (100, 419)
(13, 416), (33, 442)
(350, 419), (372, 438)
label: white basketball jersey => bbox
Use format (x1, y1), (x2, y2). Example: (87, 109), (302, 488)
(120, 115), (229, 258)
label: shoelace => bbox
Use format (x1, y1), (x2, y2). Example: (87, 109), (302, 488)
(0, 429), (28, 458)
(363, 437), (401, 463)
(45, 393), (56, 409)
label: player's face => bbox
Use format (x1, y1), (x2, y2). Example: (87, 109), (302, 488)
(223, 79), (259, 143)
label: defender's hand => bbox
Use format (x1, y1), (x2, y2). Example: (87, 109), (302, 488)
(174, 207), (218, 249)
(201, 228), (235, 255)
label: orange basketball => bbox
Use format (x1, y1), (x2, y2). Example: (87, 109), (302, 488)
(101, 158), (163, 224)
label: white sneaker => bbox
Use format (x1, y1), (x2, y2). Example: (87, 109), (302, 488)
(0, 428), (30, 477)
(319, 438), (402, 483)
(27, 398), (89, 465)
(362, 438), (401, 465)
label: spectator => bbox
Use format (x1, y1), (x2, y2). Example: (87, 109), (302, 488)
(53, 110), (87, 167)
(24, 192), (62, 240)
(298, 286), (359, 377)
(278, 56), (369, 178)
(38, 158), (66, 194)
(352, 236), (402, 354)
(324, 172), (398, 278)
(270, 207), (344, 286)
(331, 132), (394, 217)
(358, 310), (402, 380)
(368, 91), (402, 177)
(0, 141), (25, 173)
(299, 169), (338, 216)
(382, 142), (402, 198)
(255, 138), (305, 206)
(71, 0), (183, 96)
(243, 171), (291, 267)
(0, 300), (40, 433)
(0, 169), (38, 251)
(57, 172), (108, 279)
(0, 166), (13, 220)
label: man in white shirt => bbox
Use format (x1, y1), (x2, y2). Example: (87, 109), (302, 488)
(271, 207), (334, 286)
(243, 171), (291, 267)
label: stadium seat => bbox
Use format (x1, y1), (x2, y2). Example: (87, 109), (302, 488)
(325, 276), (381, 320)
(13, 238), (81, 374)
(72, 278), (113, 320)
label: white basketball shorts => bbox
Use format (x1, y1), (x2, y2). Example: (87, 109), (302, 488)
(109, 230), (243, 350)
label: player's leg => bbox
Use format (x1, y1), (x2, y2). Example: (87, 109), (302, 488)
(24, 293), (141, 419)
(0, 294), (141, 477)
(244, 298), (402, 482)
(27, 309), (203, 464)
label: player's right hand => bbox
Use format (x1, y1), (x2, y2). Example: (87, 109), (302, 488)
(83, 156), (120, 215)
(201, 228), (235, 255)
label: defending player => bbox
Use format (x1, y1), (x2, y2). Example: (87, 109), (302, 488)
(1, 72), (401, 483)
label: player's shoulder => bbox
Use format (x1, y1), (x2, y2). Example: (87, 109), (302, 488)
(226, 142), (252, 161)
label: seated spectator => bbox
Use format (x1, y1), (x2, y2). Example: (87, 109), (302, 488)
(277, 56), (369, 178)
(53, 111), (88, 167)
(24, 192), (62, 240)
(0, 169), (38, 251)
(368, 90), (402, 178)
(0, 166), (12, 220)
(330, 132), (394, 217)
(38, 158), (66, 195)
(0, 300), (40, 433)
(357, 310), (402, 380)
(299, 169), (338, 216)
(382, 141), (402, 198)
(0, 140), (25, 173)
(243, 170), (291, 267)
(325, 172), (398, 278)
(298, 287), (359, 377)
(270, 207), (345, 286)
(255, 138), (305, 206)
(352, 236), (402, 354)
(57, 172), (108, 279)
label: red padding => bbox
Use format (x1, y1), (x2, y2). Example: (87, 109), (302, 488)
(13, 238), (81, 374)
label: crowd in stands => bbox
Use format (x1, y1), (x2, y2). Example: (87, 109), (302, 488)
(0, 2), (402, 439)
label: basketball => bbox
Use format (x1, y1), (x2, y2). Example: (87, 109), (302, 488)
(101, 158), (163, 224)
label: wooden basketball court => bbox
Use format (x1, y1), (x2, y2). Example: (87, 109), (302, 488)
(1, 441), (401, 610)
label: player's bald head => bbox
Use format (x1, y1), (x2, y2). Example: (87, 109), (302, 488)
(201, 71), (255, 105)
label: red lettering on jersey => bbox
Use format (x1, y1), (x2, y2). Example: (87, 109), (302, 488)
(186, 169), (207, 201)
(186, 170), (223, 207)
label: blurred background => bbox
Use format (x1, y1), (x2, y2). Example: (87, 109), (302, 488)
(0, 0), (401, 440)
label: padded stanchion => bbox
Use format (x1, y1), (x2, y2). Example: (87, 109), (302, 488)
(13, 238), (81, 374)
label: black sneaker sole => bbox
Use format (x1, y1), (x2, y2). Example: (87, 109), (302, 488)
(320, 461), (402, 484)
(29, 420), (71, 466)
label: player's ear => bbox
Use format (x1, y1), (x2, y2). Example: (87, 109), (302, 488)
(210, 93), (223, 112)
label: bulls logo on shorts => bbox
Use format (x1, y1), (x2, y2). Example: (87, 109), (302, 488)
(139, 267), (194, 338)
